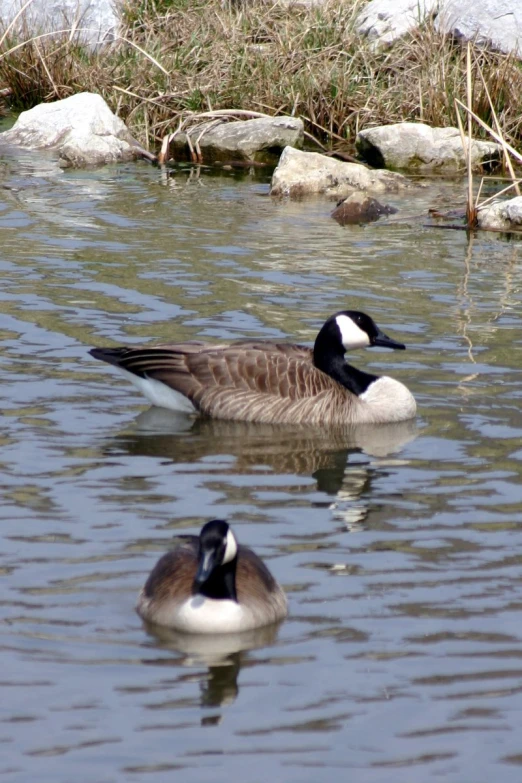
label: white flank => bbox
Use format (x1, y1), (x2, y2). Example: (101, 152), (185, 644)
(117, 368), (196, 413)
(359, 376), (417, 422)
(223, 528), (238, 564)
(335, 314), (371, 349)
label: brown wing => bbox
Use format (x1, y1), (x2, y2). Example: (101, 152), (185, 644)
(91, 342), (328, 398)
(90, 341), (348, 424)
(236, 545), (288, 620)
(141, 538), (198, 604)
(236, 545), (278, 596)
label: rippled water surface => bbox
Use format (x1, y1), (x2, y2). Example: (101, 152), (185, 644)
(2, 152), (522, 782)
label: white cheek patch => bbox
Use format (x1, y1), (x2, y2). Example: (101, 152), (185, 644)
(335, 315), (370, 349)
(223, 528), (238, 564)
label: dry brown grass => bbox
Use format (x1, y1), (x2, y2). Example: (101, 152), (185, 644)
(1, 0), (522, 154)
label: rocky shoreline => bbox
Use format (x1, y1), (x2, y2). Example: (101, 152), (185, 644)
(1, 1), (521, 232)
(1, 90), (518, 232)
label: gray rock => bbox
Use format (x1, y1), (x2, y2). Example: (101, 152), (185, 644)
(437, 0), (522, 57)
(358, 0), (439, 45)
(356, 122), (501, 172)
(169, 117), (304, 164)
(270, 147), (407, 199)
(331, 192), (397, 225)
(477, 196), (522, 230)
(0, 92), (140, 167)
(357, 0), (522, 59)
(0, 0), (117, 45)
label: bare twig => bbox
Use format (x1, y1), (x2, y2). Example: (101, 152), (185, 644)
(465, 44), (477, 227)
(115, 36), (170, 77)
(474, 53), (520, 196)
(0, 0), (38, 50)
(33, 40), (59, 97)
(455, 98), (522, 165)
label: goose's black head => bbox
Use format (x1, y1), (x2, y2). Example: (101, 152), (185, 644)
(194, 519), (239, 601)
(314, 310), (406, 366)
(312, 310), (406, 395)
(314, 310), (406, 359)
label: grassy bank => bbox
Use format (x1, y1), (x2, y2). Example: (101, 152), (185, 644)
(0, 0), (521, 154)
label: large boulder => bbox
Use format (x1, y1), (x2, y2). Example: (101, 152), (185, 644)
(356, 123), (501, 172)
(358, 0), (522, 59)
(169, 117), (304, 164)
(0, 0), (117, 45)
(0, 93), (142, 167)
(270, 146), (407, 199)
(439, 0), (522, 56)
(358, 0), (439, 46)
(477, 196), (522, 230)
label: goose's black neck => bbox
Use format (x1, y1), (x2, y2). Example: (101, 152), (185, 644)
(313, 331), (378, 396)
(195, 558), (238, 602)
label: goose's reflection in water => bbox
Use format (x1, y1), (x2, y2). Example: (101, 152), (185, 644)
(107, 409), (418, 529)
(141, 621), (283, 718)
(116, 408), (417, 472)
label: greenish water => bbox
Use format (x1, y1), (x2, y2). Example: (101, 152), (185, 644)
(1, 153), (522, 782)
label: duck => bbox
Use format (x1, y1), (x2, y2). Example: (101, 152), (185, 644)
(89, 310), (416, 425)
(136, 519), (288, 634)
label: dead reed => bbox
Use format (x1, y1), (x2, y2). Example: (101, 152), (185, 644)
(1, 0), (522, 154)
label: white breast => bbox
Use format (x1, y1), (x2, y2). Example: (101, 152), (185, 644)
(118, 368), (196, 413)
(358, 376), (417, 423)
(172, 595), (252, 634)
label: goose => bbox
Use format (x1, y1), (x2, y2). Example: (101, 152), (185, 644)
(136, 519), (288, 634)
(89, 310), (417, 425)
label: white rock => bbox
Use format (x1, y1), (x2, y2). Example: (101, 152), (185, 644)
(437, 0), (522, 57)
(477, 196), (522, 230)
(270, 146), (407, 199)
(170, 117), (303, 163)
(358, 0), (522, 59)
(356, 123), (501, 172)
(358, 0), (439, 45)
(0, 0), (117, 45)
(0, 93), (140, 167)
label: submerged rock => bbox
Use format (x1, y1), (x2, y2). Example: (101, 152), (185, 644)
(356, 123), (501, 173)
(477, 196), (522, 230)
(169, 117), (304, 164)
(270, 146), (407, 199)
(331, 193), (397, 225)
(358, 0), (522, 59)
(0, 93), (142, 167)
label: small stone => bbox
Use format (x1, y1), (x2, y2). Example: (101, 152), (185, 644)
(331, 192), (398, 225)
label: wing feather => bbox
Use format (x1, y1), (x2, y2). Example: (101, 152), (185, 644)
(141, 538), (198, 604)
